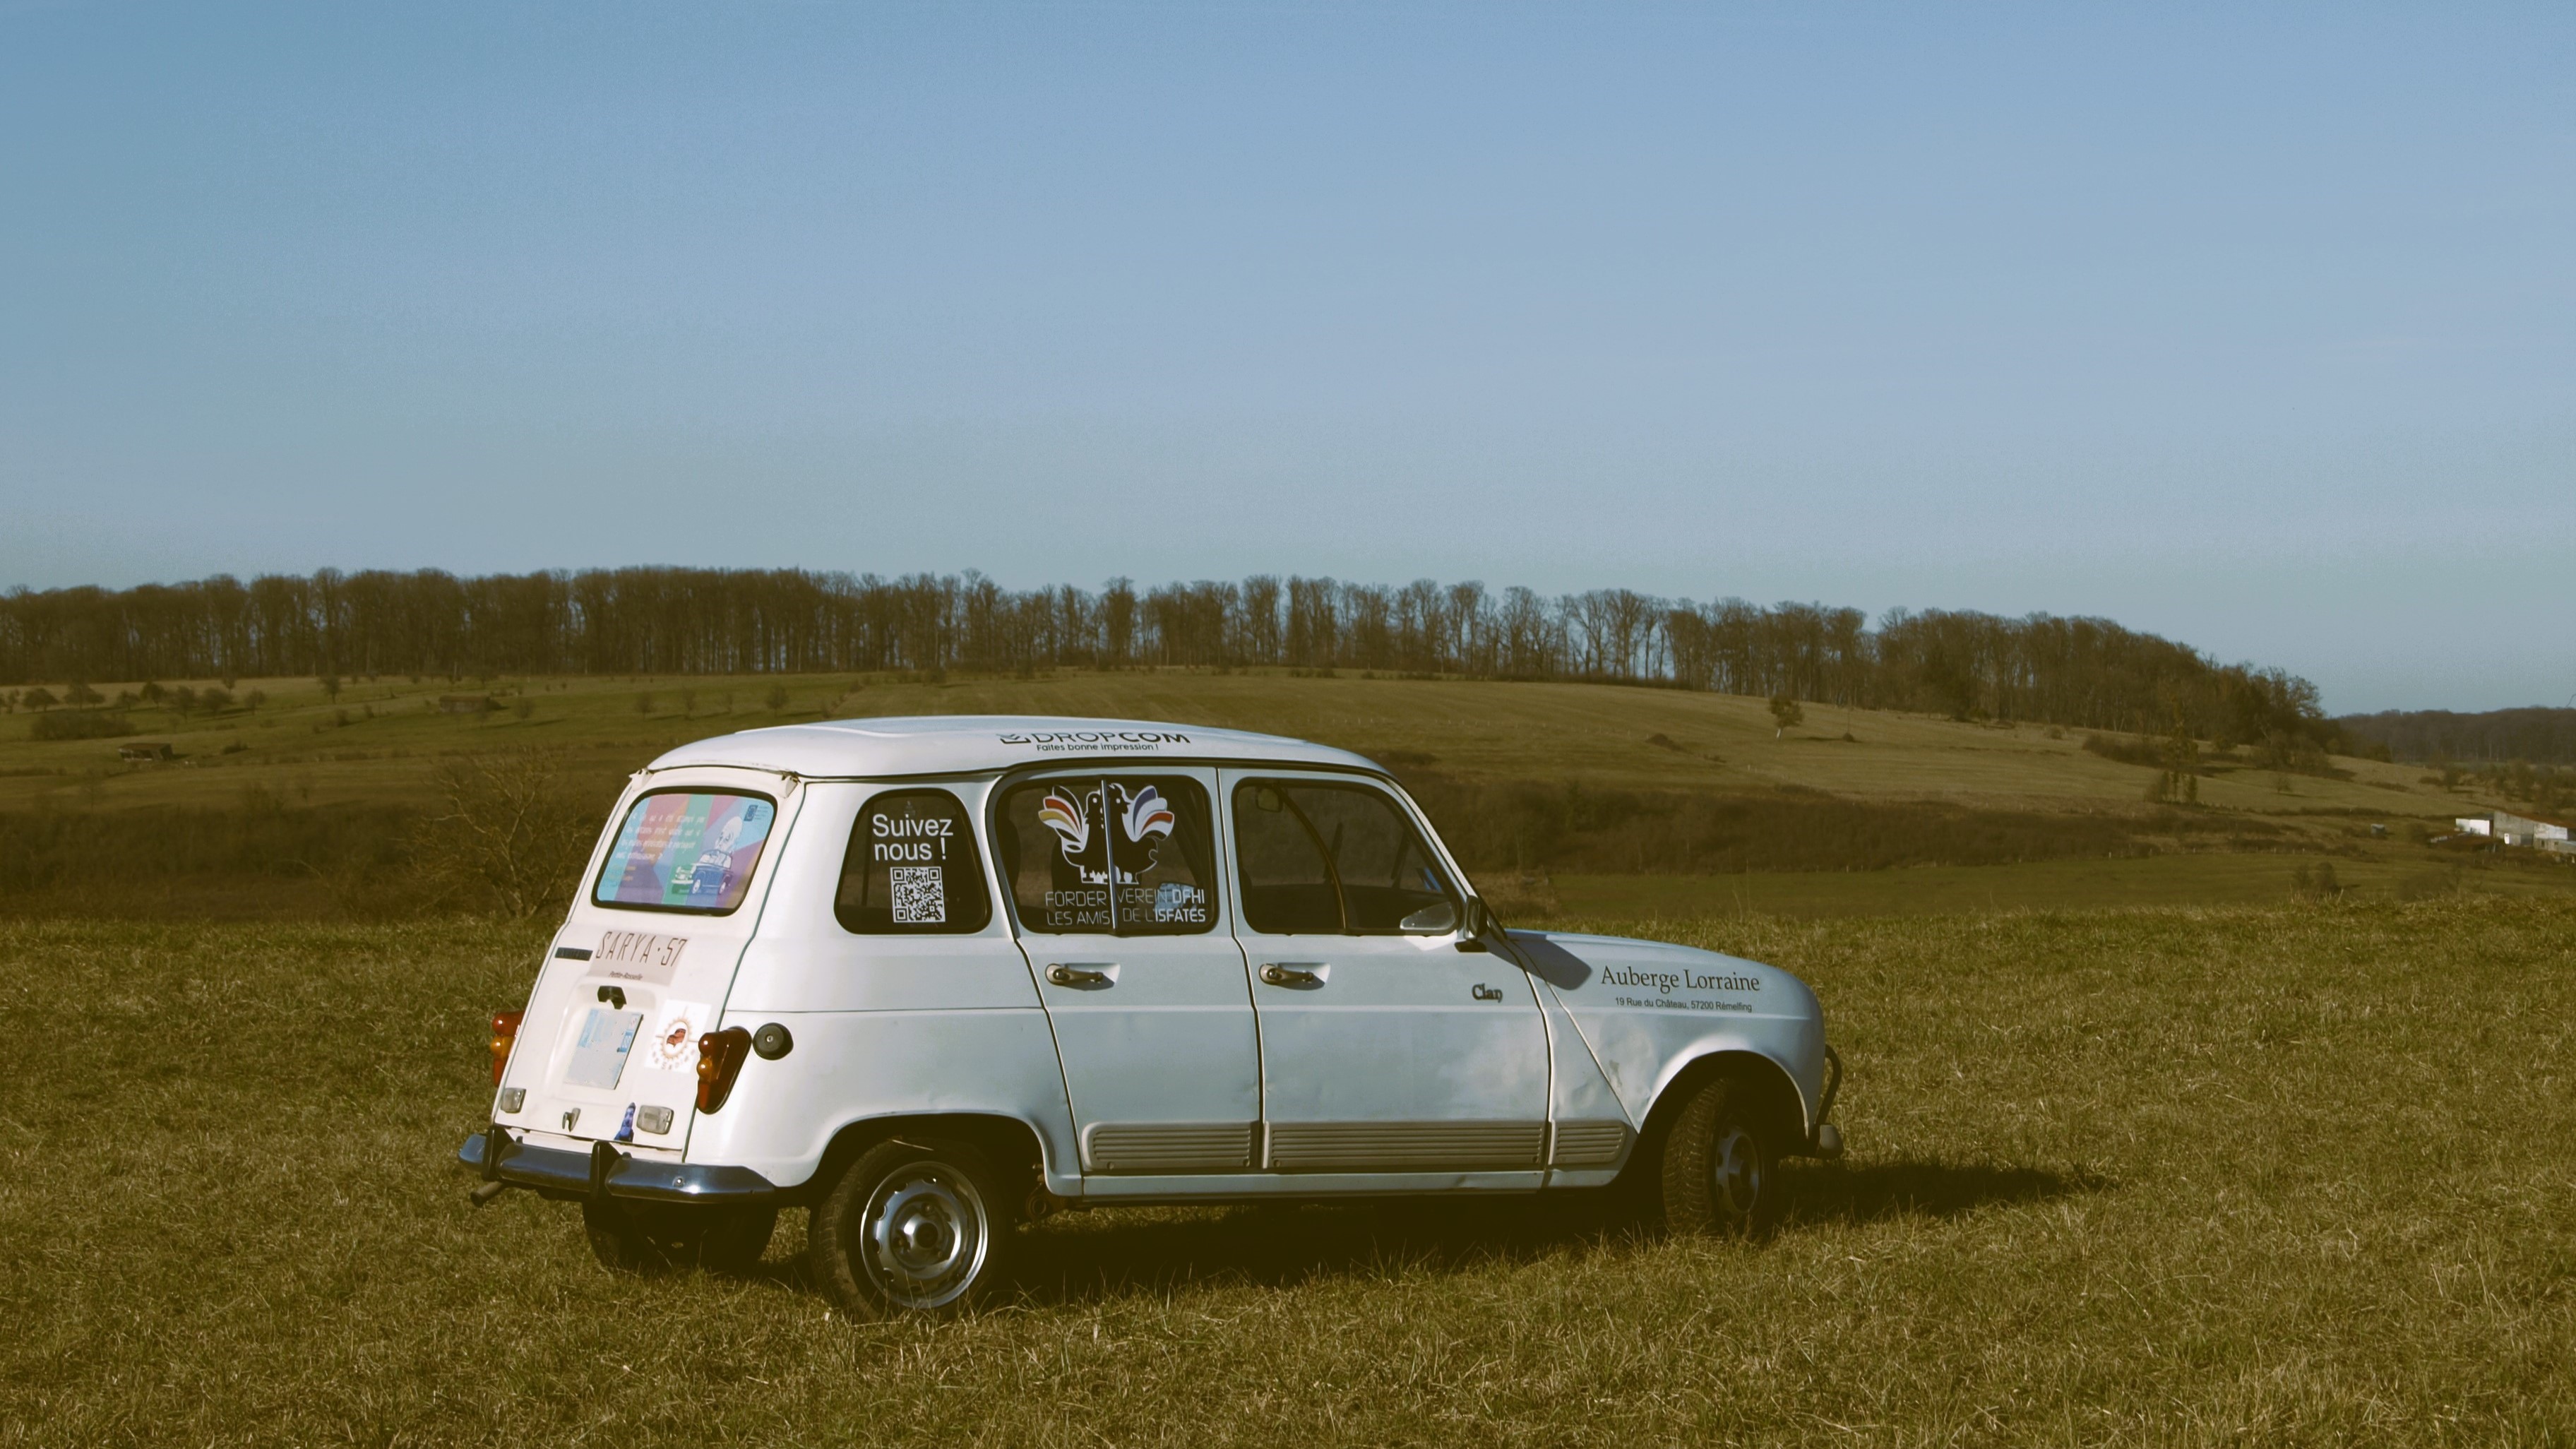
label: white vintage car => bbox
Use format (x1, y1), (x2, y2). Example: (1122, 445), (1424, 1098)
(461, 716), (1844, 1314)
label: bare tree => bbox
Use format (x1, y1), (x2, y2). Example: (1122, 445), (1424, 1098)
(411, 751), (597, 919)
(1770, 695), (1805, 739)
(2154, 710), (2202, 805)
(0, 564), (2344, 756)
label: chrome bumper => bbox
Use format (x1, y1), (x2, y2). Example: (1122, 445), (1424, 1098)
(458, 1126), (778, 1204)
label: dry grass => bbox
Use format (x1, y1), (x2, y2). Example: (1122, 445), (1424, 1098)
(1546, 851), (2576, 918)
(5, 900), (2571, 1445)
(0, 668), (2475, 820)
(13, 668), (2554, 924)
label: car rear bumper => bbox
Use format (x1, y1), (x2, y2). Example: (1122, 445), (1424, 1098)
(458, 1126), (779, 1204)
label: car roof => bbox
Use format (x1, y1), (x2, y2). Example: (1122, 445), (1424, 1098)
(643, 715), (1384, 780)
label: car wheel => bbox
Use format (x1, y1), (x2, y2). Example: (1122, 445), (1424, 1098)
(1659, 1074), (1781, 1236)
(807, 1138), (1013, 1317)
(689, 1203), (780, 1273)
(582, 1200), (778, 1275)
(581, 1200), (658, 1272)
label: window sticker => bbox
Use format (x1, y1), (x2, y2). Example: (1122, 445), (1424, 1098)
(595, 792), (775, 913)
(1003, 775), (1214, 934)
(1037, 781), (1175, 885)
(889, 866), (946, 923)
(835, 789), (992, 934)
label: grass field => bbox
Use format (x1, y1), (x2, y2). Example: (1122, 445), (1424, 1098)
(1549, 850), (2576, 918)
(7, 900), (2572, 1445)
(0, 667), (2476, 817)
(13, 668), (2567, 921)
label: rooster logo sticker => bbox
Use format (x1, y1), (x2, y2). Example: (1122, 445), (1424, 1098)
(1039, 781), (1175, 884)
(1037, 789), (1090, 856)
(1122, 785), (1176, 845)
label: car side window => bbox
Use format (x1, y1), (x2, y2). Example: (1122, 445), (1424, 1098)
(996, 775), (1217, 935)
(835, 789), (993, 934)
(1233, 780), (1461, 934)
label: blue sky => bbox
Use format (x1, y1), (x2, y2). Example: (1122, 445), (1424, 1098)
(1, 2), (2569, 712)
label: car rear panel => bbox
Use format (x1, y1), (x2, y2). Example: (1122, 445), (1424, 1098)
(492, 765), (804, 1157)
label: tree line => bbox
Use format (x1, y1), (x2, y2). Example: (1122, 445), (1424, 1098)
(2335, 708), (2576, 767)
(0, 566), (2336, 744)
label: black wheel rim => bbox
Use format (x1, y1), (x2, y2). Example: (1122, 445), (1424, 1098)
(1710, 1123), (1764, 1221)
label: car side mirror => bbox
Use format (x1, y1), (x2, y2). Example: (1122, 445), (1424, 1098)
(1447, 898), (1505, 953)
(1470, 898), (1505, 937)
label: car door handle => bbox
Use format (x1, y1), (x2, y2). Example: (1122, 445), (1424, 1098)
(1259, 962), (1326, 987)
(1046, 963), (1114, 987)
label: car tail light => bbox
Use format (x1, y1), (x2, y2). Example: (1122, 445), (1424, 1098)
(697, 1026), (753, 1114)
(489, 1010), (524, 1085)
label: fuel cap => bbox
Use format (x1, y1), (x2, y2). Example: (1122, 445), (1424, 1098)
(751, 1022), (794, 1060)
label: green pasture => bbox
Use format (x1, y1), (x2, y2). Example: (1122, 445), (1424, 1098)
(0, 667), (2471, 819)
(6, 667), (2539, 924)
(6, 901), (2571, 1445)
(1547, 848), (2576, 919)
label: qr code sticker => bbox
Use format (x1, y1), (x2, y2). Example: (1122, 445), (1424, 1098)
(890, 866), (946, 924)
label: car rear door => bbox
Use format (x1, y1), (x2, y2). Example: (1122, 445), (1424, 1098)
(497, 766), (802, 1154)
(996, 766), (1266, 1179)
(1223, 770), (1551, 1178)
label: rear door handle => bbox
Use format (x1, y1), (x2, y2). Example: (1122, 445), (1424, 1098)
(1046, 963), (1114, 987)
(1259, 962), (1325, 987)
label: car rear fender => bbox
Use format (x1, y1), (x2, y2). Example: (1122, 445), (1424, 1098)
(796, 1112), (1056, 1209)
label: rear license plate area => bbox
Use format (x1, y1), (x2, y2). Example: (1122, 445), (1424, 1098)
(564, 1007), (645, 1090)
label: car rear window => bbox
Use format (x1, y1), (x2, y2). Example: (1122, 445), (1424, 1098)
(593, 789), (777, 914)
(996, 775), (1217, 934)
(835, 788), (994, 934)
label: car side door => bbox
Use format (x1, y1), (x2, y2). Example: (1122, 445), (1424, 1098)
(1223, 770), (1551, 1178)
(998, 767), (1267, 1181)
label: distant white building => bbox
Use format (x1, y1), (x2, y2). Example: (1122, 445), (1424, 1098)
(2458, 811), (2571, 848)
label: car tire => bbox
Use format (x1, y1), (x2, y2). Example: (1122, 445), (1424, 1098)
(807, 1138), (1014, 1318)
(1659, 1073), (1782, 1237)
(582, 1200), (778, 1275)
(581, 1200), (657, 1272)
(691, 1203), (781, 1273)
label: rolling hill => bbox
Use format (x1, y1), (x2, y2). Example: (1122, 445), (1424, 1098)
(3, 669), (2565, 918)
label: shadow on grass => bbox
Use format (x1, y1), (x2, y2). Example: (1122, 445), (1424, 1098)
(717, 1159), (2105, 1307)
(1782, 1159), (2110, 1227)
(1001, 1197), (1631, 1306)
(796, 1158), (2106, 1309)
